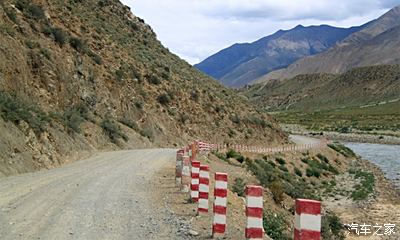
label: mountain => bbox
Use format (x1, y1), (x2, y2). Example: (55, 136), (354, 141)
(244, 65), (400, 111)
(259, 6), (400, 82)
(195, 24), (361, 88)
(0, 0), (286, 177)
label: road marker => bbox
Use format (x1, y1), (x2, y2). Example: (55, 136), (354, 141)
(198, 165), (210, 214)
(294, 199), (321, 240)
(212, 172), (228, 237)
(175, 149), (184, 186)
(245, 185), (263, 240)
(190, 161), (201, 202)
(181, 156), (190, 192)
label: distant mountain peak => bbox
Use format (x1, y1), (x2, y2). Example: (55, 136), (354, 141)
(195, 24), (360, 87)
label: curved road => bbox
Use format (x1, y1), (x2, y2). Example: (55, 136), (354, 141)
(0, 149), (177, 240)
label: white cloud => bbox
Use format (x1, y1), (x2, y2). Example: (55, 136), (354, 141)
(121, 0), (398, 64)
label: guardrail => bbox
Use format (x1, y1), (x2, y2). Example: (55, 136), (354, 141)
(175, 141), (322, 239)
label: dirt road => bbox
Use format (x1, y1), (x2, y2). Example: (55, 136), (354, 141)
(0, 149), (180, 240)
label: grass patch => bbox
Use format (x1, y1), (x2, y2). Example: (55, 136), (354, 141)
(328, 143), (356, 158)
(100, 118), (128, 143)
(263, 211), (289, 240)
(350, 169), (375, 201)
(0, 91), (49, 134)
(232, 177), (246, 197)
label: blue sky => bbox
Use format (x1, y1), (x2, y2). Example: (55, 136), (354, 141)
(121, 0), (399, 64)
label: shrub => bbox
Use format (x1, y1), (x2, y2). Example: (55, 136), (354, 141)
(269, 180), (285, 204)
(190, 91), (199, 102)
(317, 153), (329, 163)
(115, 69), (124, 81)
(139, 128), (154, 141)
(87, 51), (102, 65)
(101, 118), (128, 143)
(328, 143), (356, 158)
(306, 167), (321, 178)
(276, 157), (286, 165)
(157, 93), (171, 105)
(232, 177), (246, 197)
(147, 74), (161, 85)
(278, 165), (288, 172)
(322, 211), (345, 240)
(16, 1), (46, 20)
(5, 7), (18, 23)
(52, 28), (67, 46)
(294, 167), (303, 177)
(134, 101), (143, 109)
(263, 211), (289, 240)
(63, 108), (84, 133)
(0, 91), (49, 134)
(229, 114), (241, 124)
(118, 117), (139, 132)
(69, 37), (86, 52)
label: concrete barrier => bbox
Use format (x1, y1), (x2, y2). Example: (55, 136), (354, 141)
(198, 165), (210, 214)
(190, 161), (201, 202)
(245, 185), (264, 240)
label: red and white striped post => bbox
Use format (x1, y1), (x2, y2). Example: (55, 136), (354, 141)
(175, 149), (184, 186)
(294, 199), (321, 240)
(181, 156), (191, 192)
(245, 185), (264, 240)
(198, 165), (210, 214)
(191, 161), (201, 202)
(212, 172), (228, 237)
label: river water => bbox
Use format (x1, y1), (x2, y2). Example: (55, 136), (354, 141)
(344, 142), (400, 188)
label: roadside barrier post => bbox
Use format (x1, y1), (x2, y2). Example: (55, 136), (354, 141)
(181, 156), (190, 192)
(212, 172), (228, 237)
(198, 165), (210, 214)
(245, 185), (264, 240)
(175, 149), (184, 186)
(294, 199), (321, 240)
(190, 161), (201, 202)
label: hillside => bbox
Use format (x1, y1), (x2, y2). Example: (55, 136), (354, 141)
(195, 24), (361, 88)
(259, 6), (400, 82)
(245, 65), (400, 111)
(0, 0), (287, 177)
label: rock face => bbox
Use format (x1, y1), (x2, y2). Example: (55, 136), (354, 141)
(0, 0), (287, 176)
(260, 6), (400, 82)
(195, 24), (361, 87)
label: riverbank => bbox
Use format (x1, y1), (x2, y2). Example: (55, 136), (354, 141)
(283, 124), (400, 145)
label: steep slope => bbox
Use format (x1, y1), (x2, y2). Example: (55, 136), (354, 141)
(0, 0), (287, 177)
(260, 6), (400, 82)
(245, 65), (400, 111)
(195, 24), (361, 87)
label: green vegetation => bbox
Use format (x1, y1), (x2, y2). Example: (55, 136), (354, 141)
(100, 118), (128, 143)
(276, 157), (286, 165)
(273, 100), (400, 132)
(322, 211), (345, 240)
(157, 93), (171, 105)
(263, 211), (289, 240)
(226, 149), (244, 163)
(0, 91), (49, 134)
(232, 177), (246, 197)
(349, 169), (375, 201)
(328, 143), (356, 158)
(16, 0), (46, 20)
(118, 117), (139, 132)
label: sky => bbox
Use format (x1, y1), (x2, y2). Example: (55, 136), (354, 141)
(121, 0), (399, 64)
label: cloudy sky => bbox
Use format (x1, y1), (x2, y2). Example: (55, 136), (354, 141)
(121, 0), (399, 64)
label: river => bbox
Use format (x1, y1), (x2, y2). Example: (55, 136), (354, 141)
(344, 142), (400, 188)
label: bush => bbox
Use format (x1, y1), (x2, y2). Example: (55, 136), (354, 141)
(139, 127), (154, 141)
(270, 180), (285, 204)
(276, 157), (286, 165)
(328, 143), (356, 158)
(52, 28), (67, 46)
(5, 7), (18, 23)
(157, 93), (171, 105)
(278, 165), (288, 172)
(63, 108), (84, 133)
(69, 37), (86, 52)
(229, 114), (241, 124)
(0, 91), (49, 134)
(306, 167), (321, 178)
(87, 51), (102, 65)
(16, 1), (46, 20)
(226, 149), (244, 163)
(232, 177), (246, 197)
(263, 211), (289, 240)
(118, 117), (139, 132)
(147, 74), (161, 85)
(294, 167), (303, 177)
(100, 118), (128, 143)
(317, 153), (329, 163)
(322, 211), (345, 240)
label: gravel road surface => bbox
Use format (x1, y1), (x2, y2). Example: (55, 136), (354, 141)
(0, 149), (180, 240)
